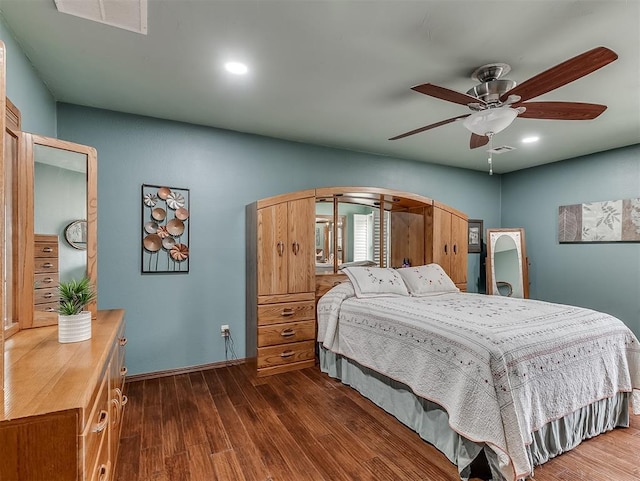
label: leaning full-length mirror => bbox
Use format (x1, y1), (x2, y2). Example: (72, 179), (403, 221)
(486, 228), (529, 298)
(20, 134), (98, 327)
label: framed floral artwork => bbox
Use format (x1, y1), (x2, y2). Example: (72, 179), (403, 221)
(141, 184), (190, 273)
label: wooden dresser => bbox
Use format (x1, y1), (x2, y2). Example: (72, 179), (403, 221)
(0, 309), (127, 481)
(33, 233), (60, 325)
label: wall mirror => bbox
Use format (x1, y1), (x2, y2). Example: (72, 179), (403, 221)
(315, 188), (435, 278)
(21, 134), (97, 327)
(486, 228), (529, 298)
(314, 214), (346, 270)
(315, 196), (391, 273)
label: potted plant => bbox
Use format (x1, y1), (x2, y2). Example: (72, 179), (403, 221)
(58, 277), (96, 343)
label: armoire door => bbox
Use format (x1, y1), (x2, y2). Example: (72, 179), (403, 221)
(257, 202), (288, 296)
(449, 213), (468, 286)
(432, 207), (452, 272)
(287, 197), (315, 294)
(432, 207), (468, 288)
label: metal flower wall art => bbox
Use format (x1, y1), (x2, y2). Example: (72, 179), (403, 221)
(142, 184), (190, 273)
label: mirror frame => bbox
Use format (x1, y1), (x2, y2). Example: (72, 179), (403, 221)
(486, 228), (529, 298)
(0, 40), (6, 391)
(19, 134), (98, 327)
(64, 219), (88, 250)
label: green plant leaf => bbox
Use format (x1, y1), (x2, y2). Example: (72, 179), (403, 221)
(58, 277), (96, 315)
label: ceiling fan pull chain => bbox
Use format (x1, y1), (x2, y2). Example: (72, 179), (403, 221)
(487, 133), (494, 175)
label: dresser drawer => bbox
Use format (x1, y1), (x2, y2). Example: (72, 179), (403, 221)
(82, 375), (110, 476)
(258, 319), (315, 347)
(34, 272), (59, 289)
(257, 340), (315, 369)
(34, 287), (59, 305)
(90, 436), (110, 481)
(257, 300), (315, 326)
(34, 257), (58, 274)
(34, 240), (58, 258)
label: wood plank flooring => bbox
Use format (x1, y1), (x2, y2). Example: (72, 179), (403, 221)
(114, 363), (640, 481)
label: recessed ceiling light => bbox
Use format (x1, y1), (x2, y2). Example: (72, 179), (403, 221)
(522, 136), (539, 143)
(225, 62), (248, 75)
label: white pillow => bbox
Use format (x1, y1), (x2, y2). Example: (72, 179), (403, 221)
(397, 264), (459, 296)
(342, 266), (410, 298)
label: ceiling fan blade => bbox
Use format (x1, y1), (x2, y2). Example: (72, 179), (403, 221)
(518, 101), (607, 120)
(470, 133), (489, 149)
(389, 114), (470, 140)
(412, 83), (484, 106)
(499, 46), (618, 103)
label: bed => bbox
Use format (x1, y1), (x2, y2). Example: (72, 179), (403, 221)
(316, 264), (640, 481)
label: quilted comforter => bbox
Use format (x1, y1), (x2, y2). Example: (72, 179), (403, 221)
(317, 282), (640, 481)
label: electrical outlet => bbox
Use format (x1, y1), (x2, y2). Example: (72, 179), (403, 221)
(220, 324), (230, 337)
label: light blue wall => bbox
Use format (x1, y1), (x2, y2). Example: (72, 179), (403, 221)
(56, 103), (500, 375)
(501, 145), (640, 336)
(0, 17), (56, 136)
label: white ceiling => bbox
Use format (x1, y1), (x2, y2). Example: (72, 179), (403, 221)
(1, 0), (639, 174)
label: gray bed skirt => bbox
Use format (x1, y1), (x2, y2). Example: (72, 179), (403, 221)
(318, 344), (630, 481)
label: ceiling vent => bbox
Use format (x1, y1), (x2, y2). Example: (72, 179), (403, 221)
(54, 0), (147, 35)
(487, 145), (516, 154)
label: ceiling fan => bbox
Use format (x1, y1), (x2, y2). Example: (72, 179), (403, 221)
(389, 46), (618, 151)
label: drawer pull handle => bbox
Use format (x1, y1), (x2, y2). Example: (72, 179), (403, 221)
(281, 308), (295, 317)
(332, 281), (342, 287)
(276, 241), (284, 257)
(111, 398), (121, 425)
(43, 262), (53, 268)
(119, 337), (128, 346)
(43, 277), (54, 284)
(45, 307), (57, 312)
(42, 247), (53, 253)
(94, 410), (109, 433)
(97, 462), (110, 481)
(44, 293), (54, 299)
(121, 366), (128, 377)
(280, 328), (296, 337)
(280, 350), (295, 358)
(292, 241), (300, 255)
(121, 394), (128, 406)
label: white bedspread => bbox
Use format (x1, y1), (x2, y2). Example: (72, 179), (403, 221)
(317, 283), (640, 481)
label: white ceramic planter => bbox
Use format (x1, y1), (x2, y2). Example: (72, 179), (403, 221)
(58, 311), (92, 343)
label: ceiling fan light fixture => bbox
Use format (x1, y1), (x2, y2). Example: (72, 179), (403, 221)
(462, 107), (518, 136)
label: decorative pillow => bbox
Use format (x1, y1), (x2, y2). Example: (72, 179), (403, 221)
(341, 266), (410, 298)
(397, 264), (459, 296)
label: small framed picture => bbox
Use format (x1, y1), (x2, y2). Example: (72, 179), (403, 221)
(468, 219), (483, 254)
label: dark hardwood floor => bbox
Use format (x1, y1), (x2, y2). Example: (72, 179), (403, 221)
(114, 362), (640, 481)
